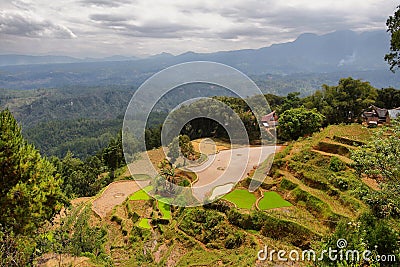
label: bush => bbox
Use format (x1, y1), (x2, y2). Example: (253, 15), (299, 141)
(330, 175), (349, 191)
(280, 178), (298, 190)
(178, 179), (190, 187)
(111, 215), (123, 225)
(204, 200), (232, 213)
(224, 232), (245, 249)
(226, 209), (253, 230)
(291, 188), (332, 219)
(329, 156), (346, 172)
(321, 214), (399, 266)
(129, 211), (140, 223)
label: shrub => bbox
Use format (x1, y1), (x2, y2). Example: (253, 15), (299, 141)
(329, 156), (346, 172)
(224, 232), (245, 249)
(204, 200), (232, 213)
(111, 215), (122, 225)
(291, 188), (332, 219)
(330, 175), (349, 191)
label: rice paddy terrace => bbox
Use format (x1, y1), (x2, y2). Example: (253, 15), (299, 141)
(62, 124), (377, 266)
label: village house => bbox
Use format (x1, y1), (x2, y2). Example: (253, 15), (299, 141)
(362, 105), (400, 127)
(261, 111), (278, 128)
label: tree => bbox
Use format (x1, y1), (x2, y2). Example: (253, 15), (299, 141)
(168, 135), (197, 165)
(145, 125), (162, 150)
(179, 135), (196, 162)
(278, 107), (325, 141)
(167, 136), (180, 163)
(385, 5), (400, 72)
(277, 92), (302, 114)
(55, 152), (103, 198)
(375, 87), (400, 109)
(157, 159), (176, 195)
(102, 131), (124, 178)
(310, 78), (377, 124)
(0, 109), (65, 235)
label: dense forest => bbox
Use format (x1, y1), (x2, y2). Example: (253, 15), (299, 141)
(1, 77), (399, 160)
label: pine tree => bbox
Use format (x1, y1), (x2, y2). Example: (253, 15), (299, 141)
(0, 109), (65, 235)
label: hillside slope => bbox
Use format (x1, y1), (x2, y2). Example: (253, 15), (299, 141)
(38, 124), (391, 266)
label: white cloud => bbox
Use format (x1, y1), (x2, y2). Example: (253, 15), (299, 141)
(0, 0), (397, 57)
(0, 10), (77, 39)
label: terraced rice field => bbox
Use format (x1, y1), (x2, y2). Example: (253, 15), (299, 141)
(129, 186), (153, 201)
(258, 192), (292, 210)
(222, 189), (256, 210)
(159, 202), (171, 219)
(138, 218), (151, 229)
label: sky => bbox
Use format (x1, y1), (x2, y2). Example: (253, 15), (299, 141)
(0, 0), (398, 58)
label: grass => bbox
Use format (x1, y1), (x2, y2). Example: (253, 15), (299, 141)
(177, 247), (220, 266)
(176, 244), (258, 266)
(222, 189), (257, 210)
(258, 192), (292, 210)
(138, 218), (151, 229)
(129, 186), (153, 201)
(158, 202), (171, 219)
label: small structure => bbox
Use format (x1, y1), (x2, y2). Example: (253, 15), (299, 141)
(388, 107), (400, 120)
(261, 111), (278, 128)
(362, 105), (390, 126)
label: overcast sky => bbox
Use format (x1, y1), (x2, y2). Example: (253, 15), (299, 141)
(0, 0), (398, 57)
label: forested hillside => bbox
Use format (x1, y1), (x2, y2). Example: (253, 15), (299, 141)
(1, 78), (399, 160)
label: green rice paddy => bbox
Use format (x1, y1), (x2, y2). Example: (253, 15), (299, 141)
(159, 202), (171, 219)
(129, 186), (153, 201)
(138, 218), (151, 229)
(258, 192), (292, 210)
(222, 189), (256, 210)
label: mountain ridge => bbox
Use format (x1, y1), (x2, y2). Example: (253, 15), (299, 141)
(0, 29), (390, 72)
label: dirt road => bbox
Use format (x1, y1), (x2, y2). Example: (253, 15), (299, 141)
(92, 180), (149, 218)
(189, 145), (277, 201)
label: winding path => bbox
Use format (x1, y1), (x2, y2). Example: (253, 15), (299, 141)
(189, 145), (278, 201)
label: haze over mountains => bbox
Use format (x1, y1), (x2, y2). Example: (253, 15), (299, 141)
(0, 29), (398, 91)
(0, 54), (139, 66)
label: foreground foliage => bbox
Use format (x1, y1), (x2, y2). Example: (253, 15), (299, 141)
(0, 110), (65, 235)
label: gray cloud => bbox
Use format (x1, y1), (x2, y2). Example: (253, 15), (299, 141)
(90, 13), (131, 22)
(0, 11), (76, 39)
(89, 12), (204, 38)
(78, 0), (132, 8)
(0, 0), (396, 57)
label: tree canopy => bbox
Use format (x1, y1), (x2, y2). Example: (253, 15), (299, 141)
(278, 107), (325, 141)
(385, 5), (400, 72)
(304, 77), (378, 124)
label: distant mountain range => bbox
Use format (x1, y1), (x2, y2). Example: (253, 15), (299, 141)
(166, 30), (391, 74)
(0, 54), (139, 66)
(0, 30), (390, 72)
(0, 29), (398, 91)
